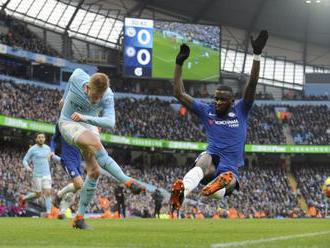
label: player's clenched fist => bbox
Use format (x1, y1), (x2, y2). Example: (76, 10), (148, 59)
(71, 112), (84, 122)
(250, 30), (268, 55)
(176, 44), (190, 66)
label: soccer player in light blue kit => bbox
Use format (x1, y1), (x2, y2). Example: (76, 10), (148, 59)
(170, 31), (269, 211)
(59, 69), (145, 229)
(19, 133), (53, 217)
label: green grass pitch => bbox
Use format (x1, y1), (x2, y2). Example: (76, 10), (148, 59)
(152, 30), (220, 82)
(1, 218), (330, 247)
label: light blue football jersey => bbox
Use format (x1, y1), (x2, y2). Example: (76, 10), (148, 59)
(60, 68), (115, 128)
(22, 144), (51, 177)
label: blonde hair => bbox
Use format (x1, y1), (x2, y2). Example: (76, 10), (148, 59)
(89, 73), (109, 93)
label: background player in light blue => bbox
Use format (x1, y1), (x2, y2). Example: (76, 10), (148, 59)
(19, 133), (53, 216)
(170, 31), (269, 211)
(59, 69), (145, 229)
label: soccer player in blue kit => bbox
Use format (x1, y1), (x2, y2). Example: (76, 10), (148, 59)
(59, 69), (145, 229)
(170, 30), (269, 211)
(50, 123), (83, 219)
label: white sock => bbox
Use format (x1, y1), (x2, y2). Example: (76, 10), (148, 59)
(58, 183), (76, 198)
(210, 188), (226, 200)
(59, 192), (75, 214)
(23, 192), (38, 201)
(183, 167), (204, 197)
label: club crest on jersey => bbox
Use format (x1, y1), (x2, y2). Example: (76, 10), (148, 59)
(228, 112), (236, 118)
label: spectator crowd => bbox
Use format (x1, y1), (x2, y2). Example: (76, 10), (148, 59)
(1, 79), (329, 145)
(293, 162), (330, 217)
(0, 145), (327, 218)
(288, 105), (330, 145)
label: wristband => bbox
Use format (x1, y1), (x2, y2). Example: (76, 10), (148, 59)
(253, 54), (261, 61)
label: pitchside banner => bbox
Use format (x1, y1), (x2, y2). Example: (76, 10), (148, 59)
(123, 18), (153, 77)
(0, 115), (329, 153)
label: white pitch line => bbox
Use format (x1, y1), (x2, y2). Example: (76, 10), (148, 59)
(153, 54), (173, 63)
(211, 231), (330, 248)
(201, 74), (219, 81)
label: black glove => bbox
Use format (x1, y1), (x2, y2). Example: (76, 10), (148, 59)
(250, 30), (268, 55)
(176, 44), (190, 66)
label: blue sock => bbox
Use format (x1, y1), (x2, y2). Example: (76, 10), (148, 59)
(78, 176), (98, 216)
(95, 148), (130, 183)
(44, 196), (52, 214)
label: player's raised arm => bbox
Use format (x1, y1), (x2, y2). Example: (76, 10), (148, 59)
(243, 30), (269, 101)
(174, 44), (194, 109)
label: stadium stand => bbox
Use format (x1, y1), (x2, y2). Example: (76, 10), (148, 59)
(247, 105), (287, 144)
(0, 144), (314, 218)
(293, 163), (330, 217)
(287, 105), (330, 145)
(0, 79), (62, 123)
(1, 79), (329, 145)
(0, 11), (61, 57)
(283, 92), (330, 101)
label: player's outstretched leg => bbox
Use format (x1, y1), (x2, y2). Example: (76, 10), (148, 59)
(201, 171), (234, 196)
(170, 166), (204, 211)
(58, 192), (75, 219)
(95, 147), (145, 194)
(19, 192), (41, 208)
(42, 188), (52, 218)
(125, 178), (145, 194)
(53, 183), (76, 208)
(209, 188), (226, 200)
(18, 195), (26, 208)
(54, 175), (83, 209)
(170, 153), (213, 211)
(72, 214), (90, 230)
(170, 179), (185, 211)
(72, 176), (97, 229)
(72, 150), (99, 229)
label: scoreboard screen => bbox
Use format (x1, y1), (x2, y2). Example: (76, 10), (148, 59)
(123, 18), (220, 82)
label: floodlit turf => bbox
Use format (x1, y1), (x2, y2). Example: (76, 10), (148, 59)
(0, 218), (330, 248)
(152, 30), (220, 81)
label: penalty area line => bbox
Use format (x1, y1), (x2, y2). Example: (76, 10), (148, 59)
(210, 231), (330, 248)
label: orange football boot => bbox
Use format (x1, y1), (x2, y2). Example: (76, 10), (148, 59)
(201, 171), (234, 196)
(170, 179), (185, 211)
(125, 179), (146, 194)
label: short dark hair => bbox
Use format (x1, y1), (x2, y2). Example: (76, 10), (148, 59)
(35, 133), (45, 139)
(216, 85), (233, 94)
